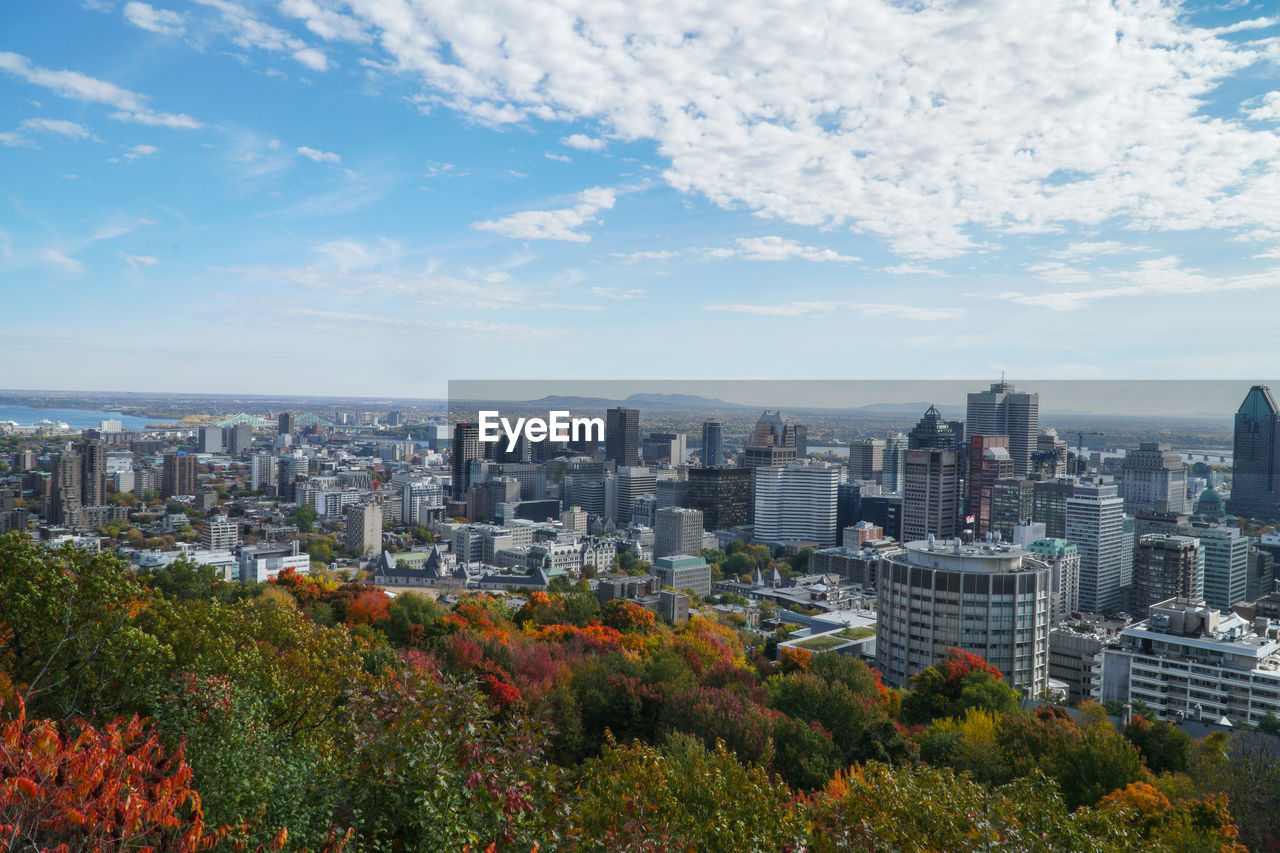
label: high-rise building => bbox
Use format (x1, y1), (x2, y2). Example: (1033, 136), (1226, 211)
(701, 419), (724, 468)
(741, 445), (798, 468)
(198, 426), (223, 454)
(278, 412), (296, 435)
(655, 507), (705, 558)
(344, 503), (383, 557)
(752, 410), (796, 449)
(605, 408), (640, 468)
(1121, 442), (1189, 516)
(1027, 538), (1081, 621)
(992, 478), (1035, 541)
(752, 460), (840, 547)
(616, 467), (657, 523)
(162, 452), (198, 499)
(1034, 430), (1070, 478)
(225, 424), (253, 454)
(966, 381), (1039, 477)
(561, 505), (588, 535)
(848, 438), (885, 481)
(907, 405), (958, 452)
(902, 448), (960, 542)
(1132, 534), (1203, 613)
(877, 539), (1052, 694)
(643, 432), (686, 466)
(883, 432), (908, 492)
(1227, 385), (1280, 520)
(965, 435), (1013, 535)
(1066, 481), (1127, 613)
(52, 449), (82, 525)
(401, 479), (444, 525)
(80, 440), (106, 508)
(277, 453), (309, 500)
(201, 515), (240, 551)
(250, 452), (278, 493)
(451, 423), (481, 499)
(1181, 522), (1249, 610)
(686, 467), (751, 530)
(1032, 479), (1074, 539)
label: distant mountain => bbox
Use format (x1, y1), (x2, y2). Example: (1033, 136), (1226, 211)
(622, 393), (748, 410)
(852, 402), (966, 418)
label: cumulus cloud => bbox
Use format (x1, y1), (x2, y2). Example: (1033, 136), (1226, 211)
(297, 145), (341, 163)
(545, 152), (571, 163)
(279, 1), (1280, 258)
(0, 52), (200, 129)
(123, 144), (158, 159)
(123, 2), (185, 36)
(708, 236), (857, 262)
(561, 133), (606, 151)
(473, 186), (616, 242)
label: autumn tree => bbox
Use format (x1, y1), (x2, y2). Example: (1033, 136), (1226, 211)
(899, 648), (1021, 725)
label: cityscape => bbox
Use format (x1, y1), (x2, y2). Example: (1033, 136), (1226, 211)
(6, 0), (1280, 849)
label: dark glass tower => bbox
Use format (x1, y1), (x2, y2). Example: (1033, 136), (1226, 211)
(605, 407), (640, 468)
(1227, 385), (1280, 521)
(907, 405), (958, 451)
(701, 419), (724, 468)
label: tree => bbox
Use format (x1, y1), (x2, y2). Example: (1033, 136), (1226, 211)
(899, 648), (1020, 725)
(290, 504), (317, 534)
(1124, 716), (1191, 775)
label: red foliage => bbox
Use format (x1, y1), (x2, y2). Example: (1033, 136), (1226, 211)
(345, 589), (393, 627)
(531, 622), (626, 654)
(481, 674), (522, 711)
(778, 647), (812, 674)
(0, 699), (231, 852)
(938, 648), (1004, 686)
(601, 600), (656, 633)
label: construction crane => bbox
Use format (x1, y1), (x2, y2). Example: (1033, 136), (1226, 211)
(1029, 447), (1065, 477)
(1075, 431), (1104, 476)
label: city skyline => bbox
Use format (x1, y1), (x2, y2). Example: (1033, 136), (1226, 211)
(4, 1), (1280, 394)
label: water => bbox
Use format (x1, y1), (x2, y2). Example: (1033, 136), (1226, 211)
(0, 405), (175, 431)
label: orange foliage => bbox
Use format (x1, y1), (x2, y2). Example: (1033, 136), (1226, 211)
(1099, 782), (1171, 816)
(345, 589), (393, 627)
(778, 646), (811, 674)
(0, 699), (232, 852)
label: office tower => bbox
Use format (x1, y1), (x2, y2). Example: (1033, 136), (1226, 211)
(686, 467), (751, 530)
(654, 555), (712, 599)
(278, 412), (296, 435)
(992, 478), (1035, 541)
(1121, 442), (1188, 516)
(656, 477), (689, 509)
(877, 539), (1051, 694)
(605, 407), (640, 468)
(80, 440), (106, 508)
(198, 426), (223, 454)
(616, 467), (657, 523)
(487, 477), (522, 521)
(1034, 430), (1070, 478)
(752, 410), (796, 448)
(1181, 522), (1249, 609)
(451, 423), (481, 498)
(907, 405), (958, 451)
(52, 449), (82, 525)
(752, 460), (840, 546)
(344, 503), (383, 557)
(1227, 385), (1280, 520)
(162, 452), (198, 499)
(1132, 534), (1203, 613)
(201, 515), (240, 551)
(561, 505), (588, 535)
(1032, 479), (1074, 539)
(387, 411), (403, 427)
(277, 453), (309, 500)
(902, 449), (960, 542)
(249, 452), (278, 493)
(848, 438), (885, 481)
(883, 432), (908, 492)
(741, 444), (798, 468)
(1027, 538), (1081, 621)
(402, 479), (444, 525)
(643, 432), (686, 466)
(655, 507), (705, 558)
(965, 435), (1013, 535)
(225, 424), (252, 454)
(1066, 481), (1126, 613)
(966, 381), (1039, 477)
(701, 419), (724, 468)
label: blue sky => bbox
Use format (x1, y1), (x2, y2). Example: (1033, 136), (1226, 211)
(2, 0), (1279, 397)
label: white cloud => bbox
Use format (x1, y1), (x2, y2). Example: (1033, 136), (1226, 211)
(591, 286), (646, 300)
(998, 255), (1280, 310)
(705, 301), (956, 321)
(473, 186), (616, 242)
(297, 145), (341, 163)
(41, 249), (85, 275)
(545, 152), (571, 163)
(290, 2), (1280, 259)
(279, 0), (370, 43)
(120, 253), (161, 269)
(1046, 240), (1150, 261)
(710, 236), (857, 262)
(1248, 92), (1280, 122)
(882, 263), (946, 276)
(193, 0), (328, 71)
(123, 2), (185, 36)
(561, 134), (606, 151)
(0, 132), (34, 148)
(124, 144), (158, 159)
(0, 52), (200, 129)
(20, 118), (91, 139)
(611, 250), (676, 264)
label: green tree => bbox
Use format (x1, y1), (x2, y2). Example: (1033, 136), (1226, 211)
(291, 504), (318, 534)
(899, 648), (1021, 725)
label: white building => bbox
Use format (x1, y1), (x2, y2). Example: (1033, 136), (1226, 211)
(238, 545), (311, 583)
(1066, 481), (1128, 614)
(200, 515), (239, 551)
(344, 503), (383, 557)
(752, 460), (840, 547)
(655, 507), (705, 559)
(1121, 442), (1189, 516)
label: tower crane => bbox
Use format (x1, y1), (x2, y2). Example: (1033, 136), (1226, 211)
(1076, 431), (1104, 476)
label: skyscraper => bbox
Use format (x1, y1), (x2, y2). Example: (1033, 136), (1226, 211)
(451, 423), (481, 499)
(198, 426), (223, 454)
(1066, 481), (1126, 613)
(1121, 442), (1189, 516)
(752, 460), (839, 546)
(965, 435), (1013, 535)
(80, 439), (106, 508)
(907, 405), (958, 451)
(615, 467), (657, 523)
(1132, 534), (1203, 613)
(605, 407), (640, 468)
(1227, 385), (1280, 520)
(883, 432), (908, 492)
(278, 412), (296, 435)
(1181, 521), (1249, 610)
(655, 507), (705, 558)
(700, 419), (724, 468)
(52, 449), (82, 525)
(848, 438), (885, 481)
(161, 452), (198, 499)
(1027, 538), (1081, 621)
(902, 448), (960, 542)
(966, 381), (1039, 477)
(344, 503), (383, 557)
(686, 467), (751, 530)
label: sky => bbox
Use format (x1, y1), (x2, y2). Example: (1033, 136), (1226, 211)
(2, 0), (1280, 398)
